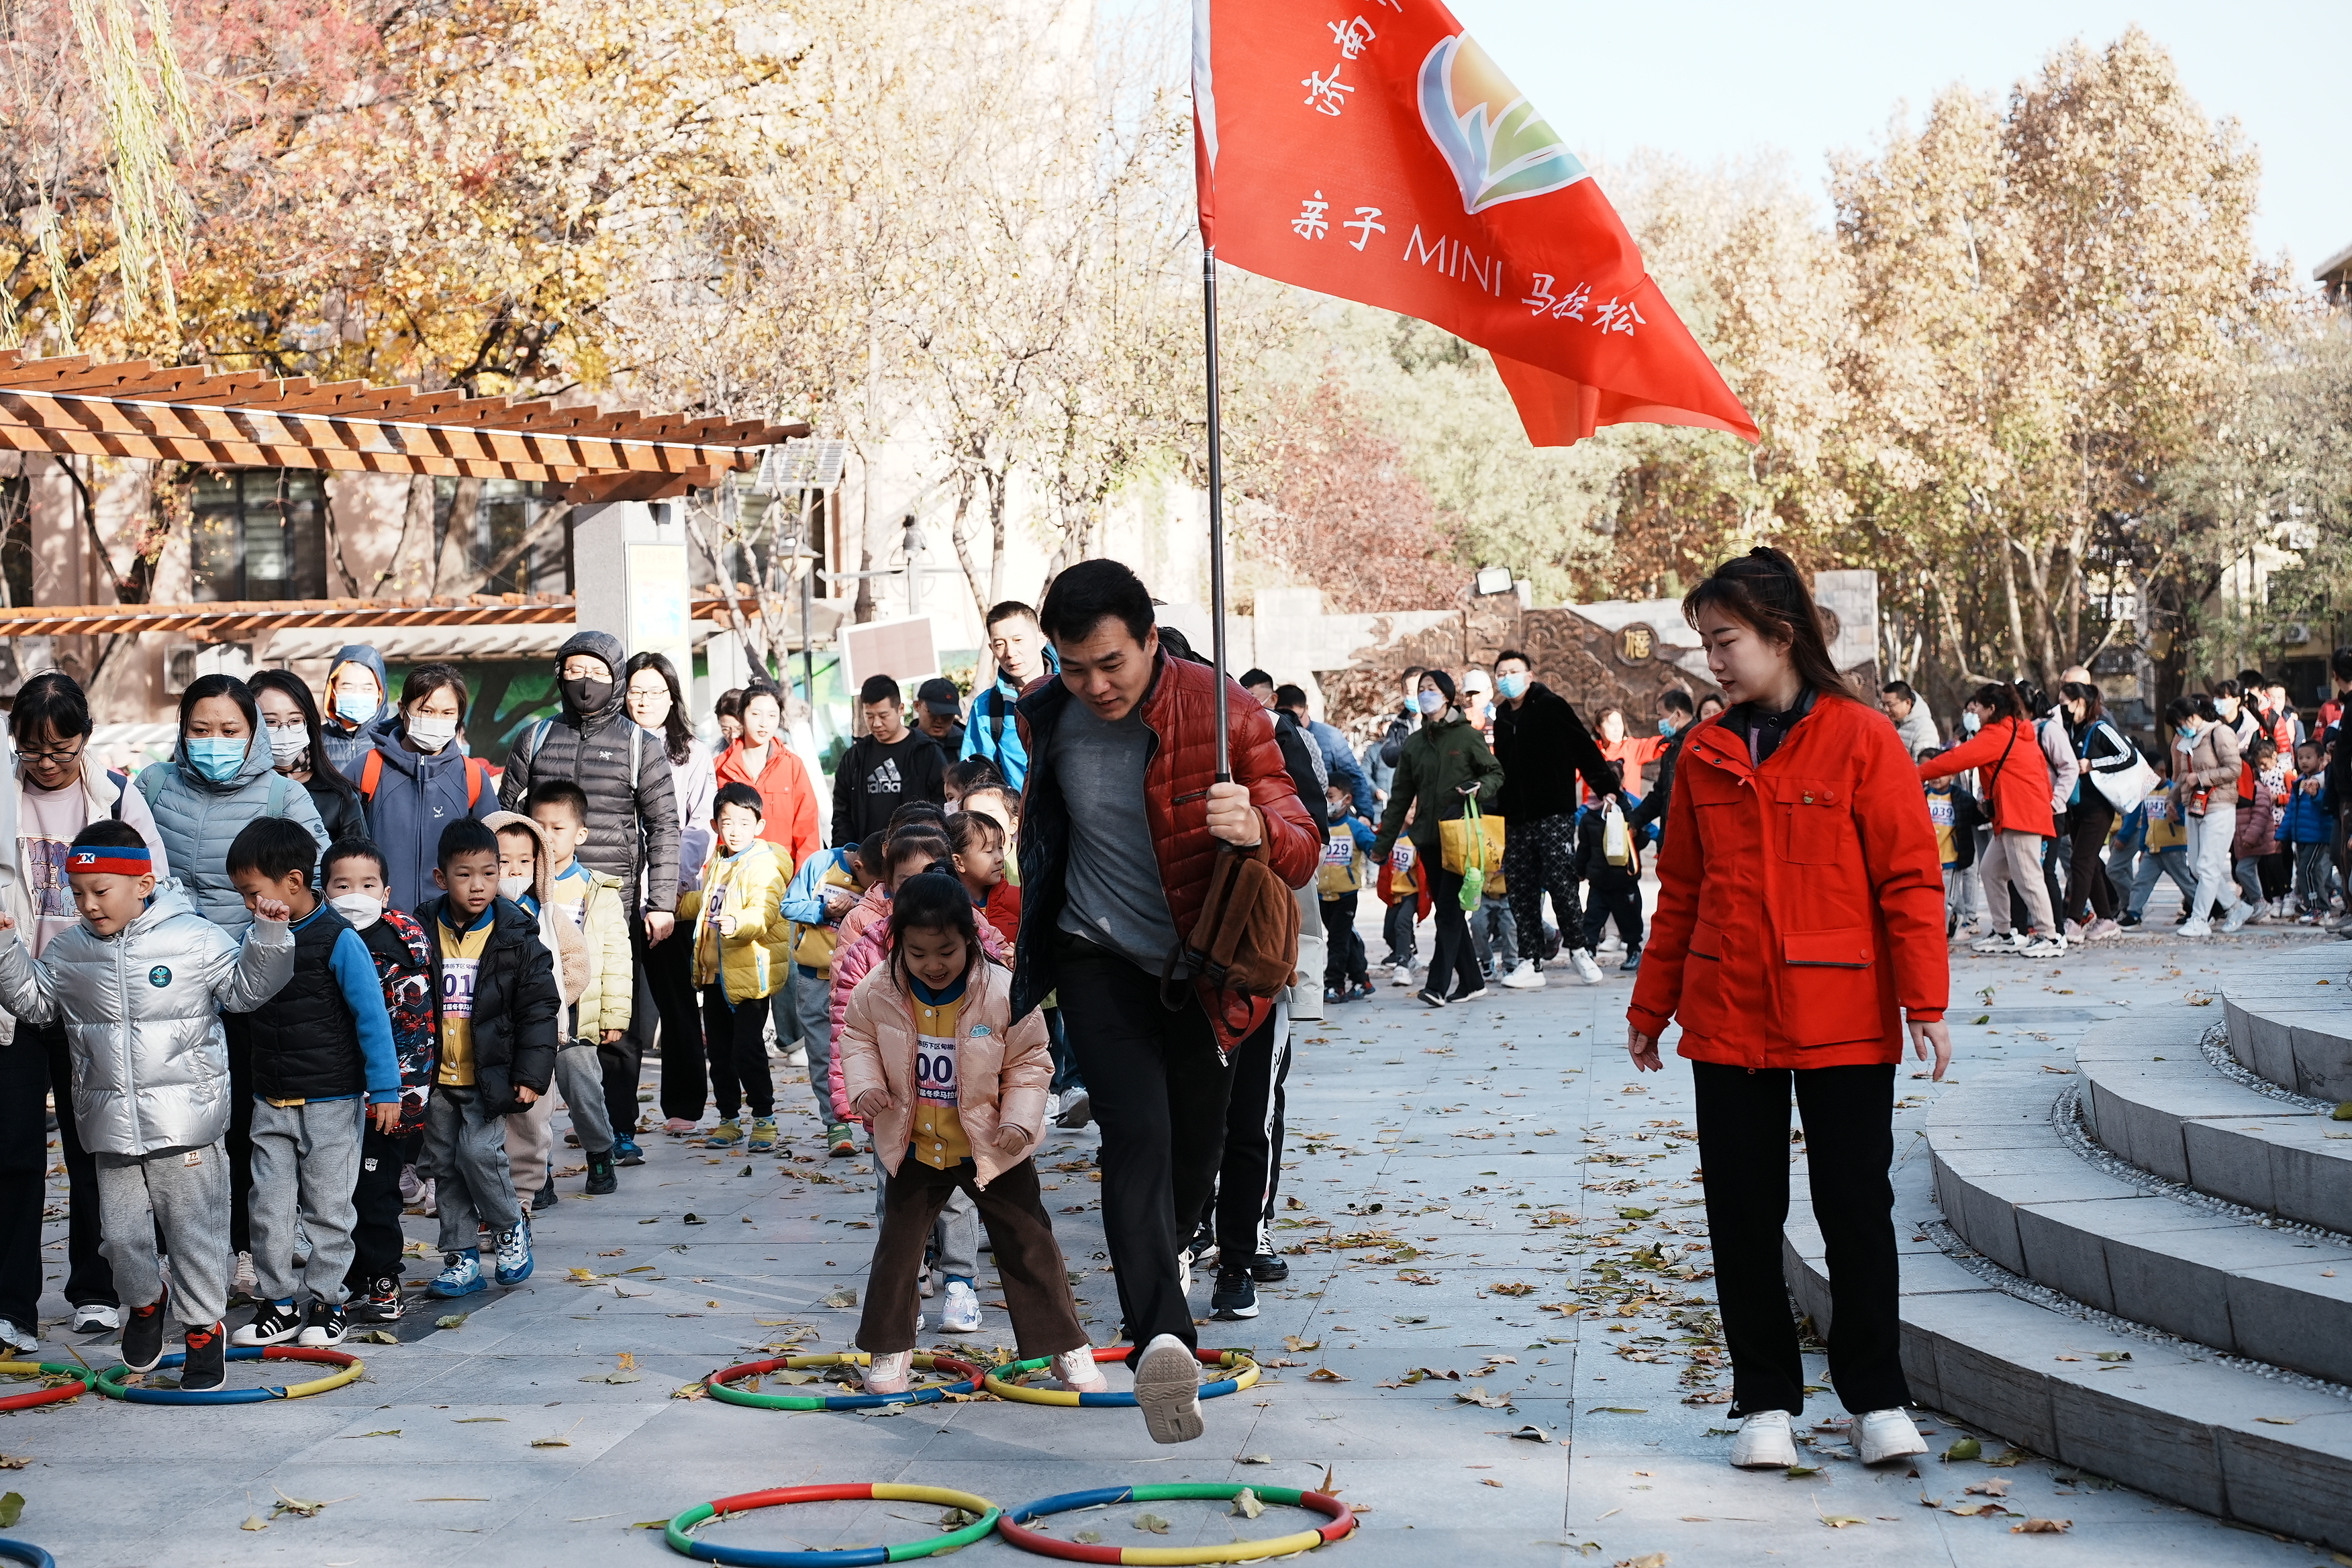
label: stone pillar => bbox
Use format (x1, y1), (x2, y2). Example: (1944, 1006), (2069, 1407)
(572, 499), (695, 695)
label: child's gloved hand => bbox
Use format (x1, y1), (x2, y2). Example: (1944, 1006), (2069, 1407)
(853, 1088), (890, 1121)
(992, 1124), (1031, 1156)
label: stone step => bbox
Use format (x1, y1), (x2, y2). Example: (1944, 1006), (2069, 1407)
(2222, 946), (2352, 1101)
(2076, 1014), (2352, 1233)
(1785, 1131), (2352, 1549)
(1928, 1063), (2352, 1386)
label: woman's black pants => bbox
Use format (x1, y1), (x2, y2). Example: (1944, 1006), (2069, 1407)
(2063, 797), (2118, 922)
(1693, 1060), (1910, 1418)
(1423, 866), (1481, 999)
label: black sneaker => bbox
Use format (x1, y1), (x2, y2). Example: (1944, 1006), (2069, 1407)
(298, 1297), (347, 1349)
(121, 1289), (168, 1373)
(1209, 1269), (1259, 1320)
(534, 1179), (558, 1211)
(614, 1137), (646, 1167)
(1248, 1253), (1290, 1283)
(1620, 949), (1643, 973)
(2118, 911), (2143, 928)
(181, 1322), (226, 1391)
(1187, 1220), (1218, 1271)
(232, 1298), (303, 1347)
(348, 1277), (404, 1324)
(585, 1152), (618, 1195)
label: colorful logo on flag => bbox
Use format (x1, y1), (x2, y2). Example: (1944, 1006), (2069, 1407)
(1417, 33), (1586, 215)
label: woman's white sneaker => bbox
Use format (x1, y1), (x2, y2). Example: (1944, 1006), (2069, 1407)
(1569, 949), (1604, 985)
(1730, 1409), (1799, 1469)
(1133, 1334), (1206, 1444)
(862, 1350), (913, 1395)
(1500, 961), (1544, 990)
(1853, 1408), (1928, 1465)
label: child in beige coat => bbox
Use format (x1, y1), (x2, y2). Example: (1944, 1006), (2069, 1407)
(838, 869), (1103, 1395)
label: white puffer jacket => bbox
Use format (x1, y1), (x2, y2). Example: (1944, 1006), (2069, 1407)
(0, 883), (293, 1156)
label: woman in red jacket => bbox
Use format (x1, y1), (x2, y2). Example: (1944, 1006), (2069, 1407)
(1626, 547), (1951, 1474)
(1916, 684), (2058, 957)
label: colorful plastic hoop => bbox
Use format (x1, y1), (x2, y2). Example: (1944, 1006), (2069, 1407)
(0, 1361), (89, 1411)
(91, 1344), (363, 1404)
(0, 1538), (56, 1568)
(981, 1346), (1260, 1408)
(703, 1351), (983, 1412)
(996, 1483), (1355, 1565)
(664, 1481), (1001, 1567)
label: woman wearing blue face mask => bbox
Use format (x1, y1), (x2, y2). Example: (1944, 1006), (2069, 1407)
(1370, 669), (1506, 1009)
(133, 671), (332, 1287)
(345, 663), (499, 916)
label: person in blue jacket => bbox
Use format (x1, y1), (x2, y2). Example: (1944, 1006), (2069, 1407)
(961, 601), (1052, 791)
(1274, 687), (1373, 820)
(342, 663), (501, 916)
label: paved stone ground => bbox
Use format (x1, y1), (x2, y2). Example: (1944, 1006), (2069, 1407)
(7, 902), (2343, 1566)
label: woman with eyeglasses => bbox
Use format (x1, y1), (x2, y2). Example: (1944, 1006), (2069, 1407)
(249, 671), (366, 848)
(0, 671), (173, 1349)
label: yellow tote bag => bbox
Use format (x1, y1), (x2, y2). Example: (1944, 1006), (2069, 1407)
(1439, 801), (1506, 877)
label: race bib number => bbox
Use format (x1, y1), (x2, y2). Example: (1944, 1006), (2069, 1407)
(916, 1032), (957, 1105)
(1926, 795), (1955, 828)
(1322, 832), (1354, 867)
(442, 957), (481, 1021)
(2145, 796), (2171, 822)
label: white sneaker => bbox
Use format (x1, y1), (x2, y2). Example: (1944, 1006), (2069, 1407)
(2247, 900), (2273, 925)
(2221, 900), (2255, 934)
(2063, 919), (2086, 942)
(1500, 961), (1544, 990)
(1853, 1408), (1928, 1465)
(233, 1251), (259, 1301)
(1178, 1248), (1194, 1300)
(1597, 933), (1623, 954)
(2018, 934), (2066, 959)
(1569, 949), (1604, 985)
(1044, 1092), (1063, 1124)
(2085, 918), (2121, 942)
(1389, 964), (1416, 987)
(940, 1280), (982, 1334)
(71, 1304), (120, 1334)
(1052, 1346), (1110, 1393)
(863, 1350), (913, 1395)
(2179, 919), (2213, 938)
(1134, 1333), (1206, 1444)
(1971, 932), (2022, 954)
(0, 1319), (36, 1355)
(784, 1046), (809, 1067)
(1730, 1408), (1799, 1468)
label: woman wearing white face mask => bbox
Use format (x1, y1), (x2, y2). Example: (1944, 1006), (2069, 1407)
(250, 671), (366, 847)
(346, 663), (499, 916)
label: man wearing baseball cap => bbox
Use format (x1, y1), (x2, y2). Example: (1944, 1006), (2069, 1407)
(914, 677), (967, 757)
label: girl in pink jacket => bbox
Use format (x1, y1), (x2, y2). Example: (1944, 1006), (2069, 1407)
(838, 872), (1104, 1397)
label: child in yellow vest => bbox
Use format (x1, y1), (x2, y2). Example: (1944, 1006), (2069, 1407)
(527, 781), (632, 1194)
(680, 783), (792, 1152)
(1318, 781), (1377, 1002)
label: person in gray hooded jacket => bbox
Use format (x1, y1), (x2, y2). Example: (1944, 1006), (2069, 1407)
(0, 821), (294, 1388)
(319, 644), (391, 777)
(497, 630), (680, 1157)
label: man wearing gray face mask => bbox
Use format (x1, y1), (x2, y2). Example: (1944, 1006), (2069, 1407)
(496, 630), (681, 1165)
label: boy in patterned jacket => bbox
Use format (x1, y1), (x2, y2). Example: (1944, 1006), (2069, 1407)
(320, 840), (437, 1323)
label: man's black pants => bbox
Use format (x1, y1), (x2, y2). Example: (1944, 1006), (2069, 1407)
(644, 925), (705, 1124)
(1693, 1060), (1910, 1418)
(1052, 935), (1240, 1350)
(1215, 1007), (1291, 1267)
(0, 1019), (115, 1326)
(1505, 811), (1583, 967)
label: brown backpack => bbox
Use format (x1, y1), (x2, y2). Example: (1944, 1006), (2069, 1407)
(1160, 842), (1301, 1013)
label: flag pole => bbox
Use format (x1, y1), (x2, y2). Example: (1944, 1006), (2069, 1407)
(1204, 244), (1231, 783)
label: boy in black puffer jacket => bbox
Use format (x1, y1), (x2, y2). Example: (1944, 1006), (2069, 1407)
(413, 818), (561, 1298)
(222, 820), (400, 1352)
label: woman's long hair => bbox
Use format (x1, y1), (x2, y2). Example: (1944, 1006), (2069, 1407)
(886, 866), (981, 993)
(1971, 683), (2030, 724)
(626, 650), (695, 765)
(2059, 680), (2105, 726)
(1681, 547), (1851, 699)
(249, 669), (360, 803)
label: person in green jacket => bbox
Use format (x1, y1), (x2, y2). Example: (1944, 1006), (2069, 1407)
(1371, 670), (1505, 1009)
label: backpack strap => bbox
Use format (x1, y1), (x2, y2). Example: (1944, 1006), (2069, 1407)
(107, 768), (129, 821)
(360, 750), (384, 801)
(465, 757), (489, 810)
(264, 772), (289, 819)
(136, 763), (165, 807)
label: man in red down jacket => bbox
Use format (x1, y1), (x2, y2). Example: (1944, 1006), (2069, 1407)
(1011, 559), (1318, 1445)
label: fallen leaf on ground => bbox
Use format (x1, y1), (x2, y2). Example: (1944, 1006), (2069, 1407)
(1283, 1337), (1322, 1353)
(1230, 1489), (1265, 1519)
(435, 1314), (470, 1330)
(1947, 1501), (2008, 1518)
(1307, 1368), (1349, 1383)
(822, 1289), (858, 1309)
(0, 1457), (28, 1471)
(582, 1370), (642, 1383)
(531, 1437), (571, 1448)
(1785, 1466), (1820, 1479)
(2011, 1518), (2071, 1533)
(1481, 1479), (1504, 1488)
(1491, 1282), (1536, 1296)
(1074, 1532), (1101, 1545)
(453, 1417), (507, 1424)
(240, 1516), (269, 1531)
(1133, 1512), (1171, 1534)
(1238, 1454), (1273, 1465)
(1454, 1385), (1512, 1408)
(1506, 1425), (1549, 1443)
(355, 1330), (399, 1345)
(1820, 1514), (1866, 1528)
(1614, 1555), (1666, 1568)
(2255, 1416), (2298, 1425)
(1964, 1479), (2010, 1496)
(1943, 1436), (1981, 1462)
(338, 1429), (402, 1440)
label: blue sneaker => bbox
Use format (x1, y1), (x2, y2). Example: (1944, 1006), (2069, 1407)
(493, 1218), (534, 1285)
(614, 1137), (645, 1167)
(429, 1249), (486, 1297)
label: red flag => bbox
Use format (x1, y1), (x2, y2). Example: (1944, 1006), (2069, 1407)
(1192, 1), (1757, 446)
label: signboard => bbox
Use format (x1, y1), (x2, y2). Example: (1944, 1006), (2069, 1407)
(840, 615), (939, 693)
(1616, 623), (1654, 664)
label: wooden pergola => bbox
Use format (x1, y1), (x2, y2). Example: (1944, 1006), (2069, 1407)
(0, 351), (803, 503)
(0, 351), (806, 636)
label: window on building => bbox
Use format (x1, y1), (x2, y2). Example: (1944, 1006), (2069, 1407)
(0, 476), (30, 608)
(432, 478), (565, 595)
(693, 485), (826, 595)
(189, 471), (329, 602)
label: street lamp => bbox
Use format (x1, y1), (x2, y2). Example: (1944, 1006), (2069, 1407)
(754, 438), (850, 703)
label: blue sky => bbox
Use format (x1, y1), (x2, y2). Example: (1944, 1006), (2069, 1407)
(1448, 0), (2351, 278)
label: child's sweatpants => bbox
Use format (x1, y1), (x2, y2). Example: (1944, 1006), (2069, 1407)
(2296, 842), (2335, 908)
(97, 1141), (229, 1328)
(1581, 874), (1644, 952)
(785, 965), (836, 1123)
(422, 1086), (521, 1253)
(856, 1154), (1084, 1359)
(702, 987), (775, 1120)
(1320, 894), (1367, 989)
(345, 1125), (415, 1289)
(508, 1041), (618, 1193)
(873, 1162), (979, 1280)
(249, 1098), (367, 1304)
